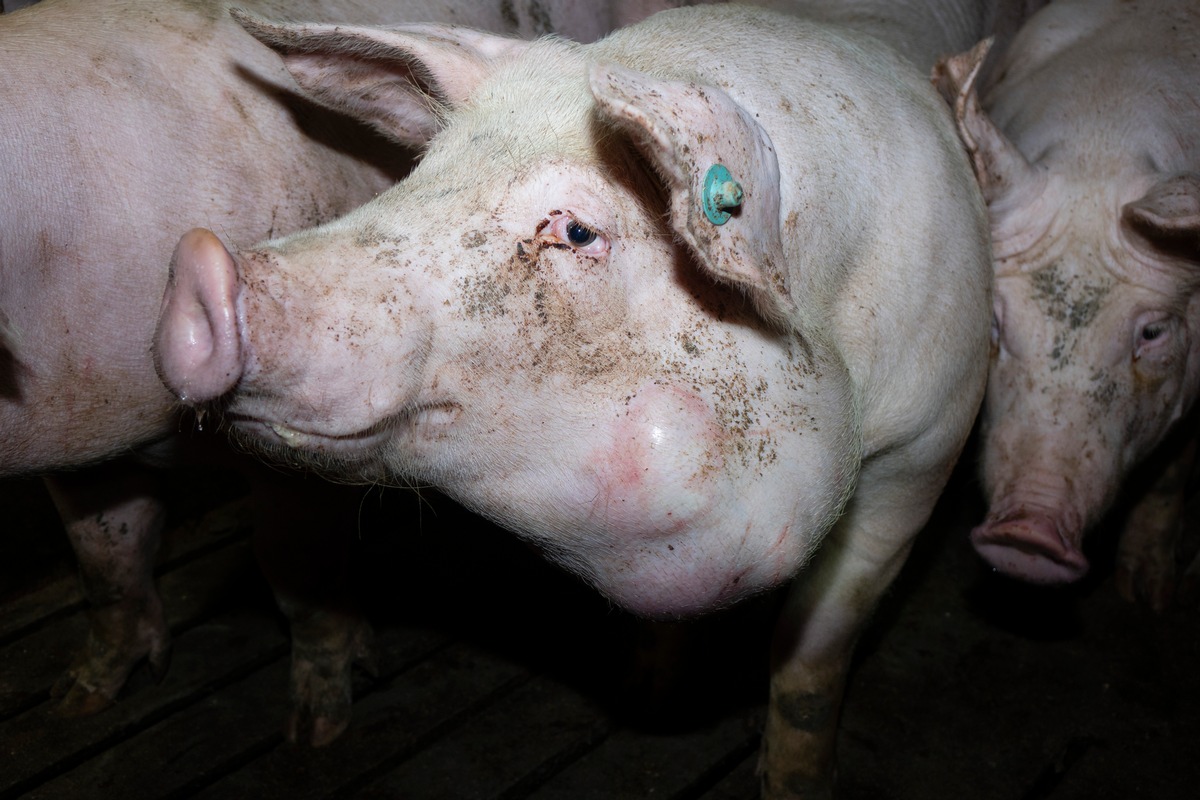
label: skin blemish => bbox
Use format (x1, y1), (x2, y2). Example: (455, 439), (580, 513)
(461, 230), (487, 248)
(1031, 262), (1111, 331)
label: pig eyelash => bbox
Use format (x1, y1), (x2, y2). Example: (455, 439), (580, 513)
(1133, 313), (1175, 360)
(544, 213), (610, 258)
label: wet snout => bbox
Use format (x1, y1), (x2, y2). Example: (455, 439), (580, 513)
(971, 512), (1090, 584)
(155, 228), (244, 405)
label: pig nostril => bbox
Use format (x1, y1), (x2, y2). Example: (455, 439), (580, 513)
(971, 516), (1090, 584)
(154, 228), (243, 404)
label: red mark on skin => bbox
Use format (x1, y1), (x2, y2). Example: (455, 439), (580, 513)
(584, 384), (724, 539)
(767, 525), (791, 558)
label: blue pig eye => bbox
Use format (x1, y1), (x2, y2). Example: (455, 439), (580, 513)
(565, 219), (598, 247)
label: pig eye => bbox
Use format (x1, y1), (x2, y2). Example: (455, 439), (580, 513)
(566, 220), (597, 247)
(1141, 324), (1164, 342)
(546, 213), (609, 257)
(1133, 312), (1177, 361)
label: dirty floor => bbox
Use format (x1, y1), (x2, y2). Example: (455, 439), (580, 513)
(1, 455), (1197, 800)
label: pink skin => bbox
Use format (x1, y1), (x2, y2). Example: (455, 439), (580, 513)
(154, 9), (998, 797)
(158, 207), (831, 619)
(971, 508), (1090, 584)
(969, 234), (1199, 586)
(937, 6), (1200, 598)
(157, 229), (246, 406)
(5, 0), (693, 740)
(0, 0), (392, 736)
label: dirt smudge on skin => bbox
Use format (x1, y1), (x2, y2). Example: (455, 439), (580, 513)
(1029, 260), (1113, 370)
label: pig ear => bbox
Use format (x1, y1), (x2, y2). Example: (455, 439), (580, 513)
(232, 10), (526, 147)
(932, 38), (1040, 207)
(590, 64), (794, 329)
(1122, 174), (1200, 262)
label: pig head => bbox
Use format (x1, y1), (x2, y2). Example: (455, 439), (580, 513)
(158, 6), (992, 794)
(156, 1), (991, 626)
(157, 13), (870, 617)
(936, 1), (1200, 602)
(2, 0), (727, 746)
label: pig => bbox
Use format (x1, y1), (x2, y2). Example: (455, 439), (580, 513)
(934, 0), (1200, 612)
(154, 4), (993, 795)
(0, 0), (703, 746)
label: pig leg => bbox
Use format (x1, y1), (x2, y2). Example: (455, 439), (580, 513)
(246, 467), (374, 747)
(43, 463), (169, 715)
(1115, 437), (1196, 613)
(760, 457), (940, 799)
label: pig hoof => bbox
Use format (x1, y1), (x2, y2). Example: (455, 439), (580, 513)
(283, 700), (353, 748)
(148, 641), (174, 683)
(50, 598), (173, 716)
(290, 712), (352, 749)
(50, 676), (117, 717)
(284, 617), (374, 746)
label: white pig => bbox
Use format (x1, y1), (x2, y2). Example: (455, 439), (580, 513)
(154, 5), (992, 794)
(0, 0), (703, 746)
(935, 0), (1200, 611)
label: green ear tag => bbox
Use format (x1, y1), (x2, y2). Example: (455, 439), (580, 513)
(702, 163), (744, 225)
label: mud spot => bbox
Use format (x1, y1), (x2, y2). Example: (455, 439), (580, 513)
(1086, 369), (1120, 409)
(499, 0), (518, 30)
(775, 688), (836, 731)
(1031, 262), (1111, 331)
(1030, 261), (1113, 369)
(461, 230), (487, 249)
(678, 333), (701, 356)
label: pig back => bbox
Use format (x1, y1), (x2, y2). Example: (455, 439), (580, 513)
(982, 0), (1200, 180)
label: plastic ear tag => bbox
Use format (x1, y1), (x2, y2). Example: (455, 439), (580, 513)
(702, 164), (744, 225)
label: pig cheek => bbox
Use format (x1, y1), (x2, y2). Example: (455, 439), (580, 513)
(586, 387), (723, 533)
(575, 385), (737, 611)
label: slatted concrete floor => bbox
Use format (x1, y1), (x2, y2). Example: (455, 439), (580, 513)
(2, 462), (1198, 799)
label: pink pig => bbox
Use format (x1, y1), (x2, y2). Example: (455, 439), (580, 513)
(936, 0), (1200, 611)
(0, 0), (697, 746)
(155, 5), (992, 794)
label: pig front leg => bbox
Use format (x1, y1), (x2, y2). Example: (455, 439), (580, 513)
(1115, 437), (1197, 613)
(247, 468), (375, 747)
(760, 457), (941, 799)
(43, 464), (170, 715)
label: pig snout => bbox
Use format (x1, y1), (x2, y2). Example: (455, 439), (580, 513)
(155, 228), (245, 405)
(970, 512), (1090, 584)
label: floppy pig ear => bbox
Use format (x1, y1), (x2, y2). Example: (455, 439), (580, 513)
(932, 38), (1039, 207)
(1122, 173), (1200, 262)
(590, 63), (794, 329)
(232, 10), (527, 147)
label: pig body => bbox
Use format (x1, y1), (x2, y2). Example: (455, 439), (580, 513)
(936, 0), (1200, 610)
(156, 5), (992, 794)
(0, 0), (692, 744)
